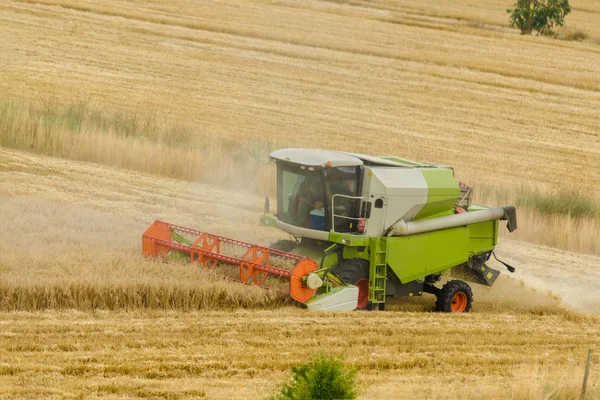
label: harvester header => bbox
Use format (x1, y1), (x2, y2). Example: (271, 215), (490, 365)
(143, 148), (517, 312)
(142, 220), (332, 307)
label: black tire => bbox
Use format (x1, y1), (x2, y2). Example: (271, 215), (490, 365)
(331, 259), (370, 310)
(435, 280), (473, 313)
(268, 240), (297, 252)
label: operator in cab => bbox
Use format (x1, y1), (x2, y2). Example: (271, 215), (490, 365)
(289, 178), (324, 228)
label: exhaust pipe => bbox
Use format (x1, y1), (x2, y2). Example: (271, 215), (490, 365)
(391, 206), (517, 236)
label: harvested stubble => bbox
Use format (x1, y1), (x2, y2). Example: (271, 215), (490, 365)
(0, 309), (598, 399)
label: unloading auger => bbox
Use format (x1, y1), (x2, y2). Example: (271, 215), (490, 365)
(143, 148), (518, 312)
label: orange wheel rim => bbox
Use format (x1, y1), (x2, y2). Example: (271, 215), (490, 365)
(356, 278), (369, 309)
(451, 292), (467, 312)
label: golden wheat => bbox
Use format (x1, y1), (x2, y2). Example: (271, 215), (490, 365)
(0, 98), (277, 194)
(473, 183), (600, 255)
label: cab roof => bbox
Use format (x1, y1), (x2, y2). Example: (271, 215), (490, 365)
(270, 148), (363, 168)
(270, 148), (442, 168)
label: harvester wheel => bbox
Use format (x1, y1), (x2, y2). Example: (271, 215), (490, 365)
(331, 259), (370, 310)
(435, 280), (473, 313)
(268, 240), (297, 252)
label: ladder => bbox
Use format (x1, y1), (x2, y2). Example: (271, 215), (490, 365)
(369, 238), (388, 306)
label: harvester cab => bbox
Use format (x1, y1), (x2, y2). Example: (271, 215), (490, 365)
(143, 148), (517, 312)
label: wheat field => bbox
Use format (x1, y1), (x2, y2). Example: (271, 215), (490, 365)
(1, 147), (600, 398)
(1, 0), (600, 398)
(1, 0), (599, 256)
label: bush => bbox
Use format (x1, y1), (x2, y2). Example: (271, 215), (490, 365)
(271, 353), (357, 400)
(507, 0), (571, 35)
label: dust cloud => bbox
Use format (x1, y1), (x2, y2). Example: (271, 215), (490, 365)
(494, 240), (600, 314)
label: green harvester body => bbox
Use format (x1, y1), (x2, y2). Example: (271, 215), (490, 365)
(260, 149), (517, 311)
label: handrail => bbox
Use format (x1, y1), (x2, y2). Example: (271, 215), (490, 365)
(330, 194), (368, 235)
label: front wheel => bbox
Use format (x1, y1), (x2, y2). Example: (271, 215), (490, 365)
(331, 259), (370, 310)
(435, 280), (473, 313)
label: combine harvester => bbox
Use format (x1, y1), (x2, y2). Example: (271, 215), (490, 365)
(143, 149), (517, 312)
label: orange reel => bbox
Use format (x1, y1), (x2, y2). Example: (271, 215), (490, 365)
(289, 259), (319, 303)
(191, 233), (220, 269)
(240, 246), (270, 285)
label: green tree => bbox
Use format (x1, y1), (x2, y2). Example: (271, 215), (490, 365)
(507, 0), (570, 35)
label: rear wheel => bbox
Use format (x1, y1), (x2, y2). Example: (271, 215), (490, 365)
(435, 280), (473, 313)
(331, 259), (370, 310)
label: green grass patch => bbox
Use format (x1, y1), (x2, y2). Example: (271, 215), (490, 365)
(473, 184), (599, 220)
(0, 96), (276, 155)
(559, 27), (589, 41)
(0, 96), (279, 193)
(516, 188), (598, 219)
